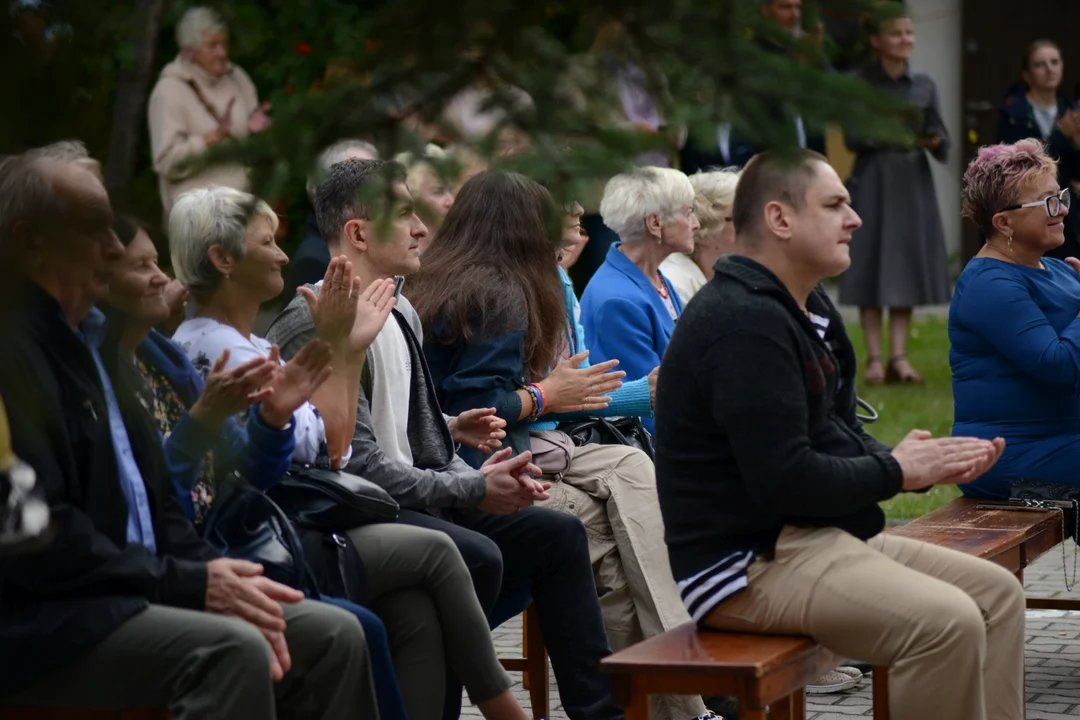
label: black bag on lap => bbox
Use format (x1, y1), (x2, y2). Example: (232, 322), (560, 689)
(559, 416), (655, 461)
(267, 464), (400, 530)
(202, 472), (370, 604)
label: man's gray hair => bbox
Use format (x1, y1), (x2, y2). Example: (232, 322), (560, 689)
(599, 166), (695, 244)
(306, 140), (380, 203)
(176, 7), (226, 50)
(0, 141), (103, 261)
(169, 185), (278, 298)
(314, 158), (403, 246)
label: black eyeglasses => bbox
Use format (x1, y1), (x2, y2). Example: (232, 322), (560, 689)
(1000, 187), (1071, 218)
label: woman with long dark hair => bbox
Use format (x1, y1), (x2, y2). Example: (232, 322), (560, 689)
(410, 170), (715, 720)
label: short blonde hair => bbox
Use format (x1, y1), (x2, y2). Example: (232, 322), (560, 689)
(599, 167), (695, 244)
(169, 186), (278, 298)
(176, 7), (226, 50)
(690, 168), (741, 239)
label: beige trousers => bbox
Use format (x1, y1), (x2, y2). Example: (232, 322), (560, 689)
(540, 442), (707, 720)
(703, 526), (1026, 720)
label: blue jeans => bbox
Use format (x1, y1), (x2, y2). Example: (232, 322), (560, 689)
(319, 596), (408, 720)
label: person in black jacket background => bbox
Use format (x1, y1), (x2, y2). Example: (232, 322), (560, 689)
(680, 0), (828, 174)
(655, 149), (1026, 720)
(0, 142), (375, 719)
(997, 39), (1080, 260)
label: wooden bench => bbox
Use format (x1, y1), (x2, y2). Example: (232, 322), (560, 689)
(602, 496), (1074, 720)
(499, 604), (549, 720)
(601, 624), (839, 720)
(869, 495), (1073, 718)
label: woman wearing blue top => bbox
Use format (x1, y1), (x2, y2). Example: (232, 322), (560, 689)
(951, 139), (1079, 498)
(579, 166), (698, 435)
(411, 171), (715, 720)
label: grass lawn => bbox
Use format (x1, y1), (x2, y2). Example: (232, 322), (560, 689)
(844, 314), (962, 520)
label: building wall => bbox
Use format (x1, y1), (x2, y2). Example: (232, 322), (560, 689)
(909, 0), (962, 259)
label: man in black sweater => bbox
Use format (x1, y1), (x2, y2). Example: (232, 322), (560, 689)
(655, 150), (1025, 720)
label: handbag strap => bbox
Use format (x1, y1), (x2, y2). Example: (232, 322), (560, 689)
(185, 79), (229, 125)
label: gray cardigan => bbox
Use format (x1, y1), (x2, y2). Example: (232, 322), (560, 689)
(265, 284), (486, 510)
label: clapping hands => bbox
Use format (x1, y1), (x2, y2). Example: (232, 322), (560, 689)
(298, 257), (396, 360)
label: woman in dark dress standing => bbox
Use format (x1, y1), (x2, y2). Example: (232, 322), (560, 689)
(839, 5), (951, 385)
(997, 39), (1080, 260)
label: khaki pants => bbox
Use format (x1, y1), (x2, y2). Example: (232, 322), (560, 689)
(704, 526), (1026, 720)
(540, 442), (707, 720)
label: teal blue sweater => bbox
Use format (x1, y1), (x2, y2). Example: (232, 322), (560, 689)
(532, 267), (652, 430)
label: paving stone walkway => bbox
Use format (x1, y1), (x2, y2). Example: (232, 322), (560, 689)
(467, 539), (1080, 719)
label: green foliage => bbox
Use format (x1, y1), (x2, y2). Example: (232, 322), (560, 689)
(5, 0), (921, 237)
(194, 0), (921, 210)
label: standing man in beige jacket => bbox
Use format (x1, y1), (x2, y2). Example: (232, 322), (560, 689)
(148, 7), (271, 216)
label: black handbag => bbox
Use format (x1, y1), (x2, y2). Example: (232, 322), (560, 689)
(202, 474), (317, 594)
(559, 416), (654, 461)
(267, 464), (399, 531)
(203, 472), (370, 604)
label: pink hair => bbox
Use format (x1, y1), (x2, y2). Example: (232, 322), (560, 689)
(962, 139), (1057, 237)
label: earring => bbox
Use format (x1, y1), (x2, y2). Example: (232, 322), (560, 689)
(224, 273), (231, 280)
(1007, 233), (1014, 253)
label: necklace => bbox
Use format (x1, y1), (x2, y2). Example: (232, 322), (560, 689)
(654, 272), (669, 299)
(985, 243), (1041, 269)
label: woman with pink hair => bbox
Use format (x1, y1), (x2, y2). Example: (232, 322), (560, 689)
(950, 138), (1077, 498)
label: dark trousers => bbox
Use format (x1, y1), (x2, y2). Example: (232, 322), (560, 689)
(319, 596), (408, 720)
(400, 507), (623, 720)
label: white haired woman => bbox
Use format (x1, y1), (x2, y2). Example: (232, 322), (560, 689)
(579, 166), (699, 435)
(148, 6), (271, 215)
(660, 168), (740, 306)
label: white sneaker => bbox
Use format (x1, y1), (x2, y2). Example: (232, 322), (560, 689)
(806, 667), (862, 694)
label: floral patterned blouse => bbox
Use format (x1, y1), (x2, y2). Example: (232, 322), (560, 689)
(137, 358), (217, 524)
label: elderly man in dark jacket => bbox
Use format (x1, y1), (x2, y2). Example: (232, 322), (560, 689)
(0, 143), (375, 719)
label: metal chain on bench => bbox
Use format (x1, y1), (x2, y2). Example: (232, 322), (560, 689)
(1012, 497), (1079, 591)
(1064, 499), (1079, 592)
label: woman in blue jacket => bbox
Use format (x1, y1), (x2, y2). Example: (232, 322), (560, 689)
(579, 167), (698, 435)
(952, 140), (1080, 498)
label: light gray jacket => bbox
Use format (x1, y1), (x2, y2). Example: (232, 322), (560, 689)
(265, 285), (487, 509)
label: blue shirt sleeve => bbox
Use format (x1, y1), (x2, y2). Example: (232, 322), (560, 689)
(953, 265), (1080, 391)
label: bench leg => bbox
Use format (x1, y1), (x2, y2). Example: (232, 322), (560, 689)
(872, 667), (890, 720)
(623, 682), (650, 720)
(523, 605), (548, 720)
(767, 688), (805, 720)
